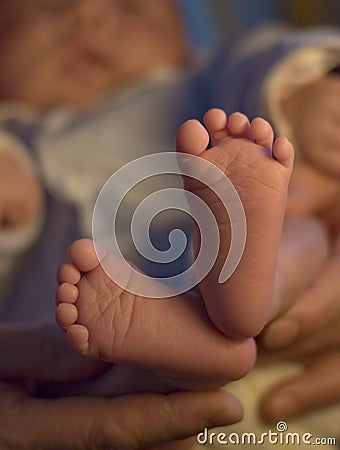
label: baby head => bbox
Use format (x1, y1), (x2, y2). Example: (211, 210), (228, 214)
(0, 0), (188, 111)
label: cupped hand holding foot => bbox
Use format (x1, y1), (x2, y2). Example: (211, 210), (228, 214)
(259, 226), (340, 420)
(259, 321), (340, 423)
(259, 236), (340, 422)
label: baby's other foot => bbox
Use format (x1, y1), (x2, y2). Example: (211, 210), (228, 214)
(56, 239), (256, 385)
(176, 108), (294, 338)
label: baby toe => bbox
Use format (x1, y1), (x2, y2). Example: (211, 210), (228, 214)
(250, 117), (274, 150)
(66, 324), (90, 354)
(68, 239), (101, 273)
(176, 119), (210, 156)
(56, 303), (78, 328)
(228, 112), (251, 138)
(204, 108), (230, 145)
(273, 136), (294, 169)
(57, 263), (81, 285)
(56, 283), (79, 304)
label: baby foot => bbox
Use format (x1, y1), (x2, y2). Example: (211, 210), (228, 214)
(176, 108), (294, 338)
(56, 239), (256, 385)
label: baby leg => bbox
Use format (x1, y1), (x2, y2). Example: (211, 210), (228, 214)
(56, 239), (256, 388)
(175, 108), (294, 338)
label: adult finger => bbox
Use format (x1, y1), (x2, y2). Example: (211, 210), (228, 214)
(1, 383), (243, 450)
(261, 253), (340, 349)
(260, 353), (340, 423)
(259, 316), (340, 363)
(0, 323), (108, 382)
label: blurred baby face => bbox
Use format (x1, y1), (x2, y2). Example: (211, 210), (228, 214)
(0, 0), (187, 111)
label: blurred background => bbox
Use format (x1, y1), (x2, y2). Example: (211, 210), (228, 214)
(177, 0), (340, 50)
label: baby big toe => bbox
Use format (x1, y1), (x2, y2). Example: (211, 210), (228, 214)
(68, 239), (101, 273)
(176, 119), (210, 156)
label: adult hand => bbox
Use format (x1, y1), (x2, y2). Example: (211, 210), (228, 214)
(261, 228), (340, 349)
(1, 381), (241, 450)
(0, 323), (243, 449)
(259, 233), (340, 421)
(248, 74), (340, 420)
(258, 319), (340, 423)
